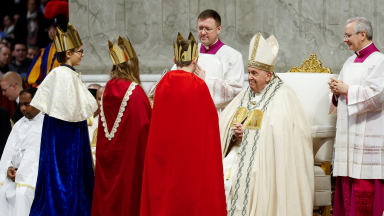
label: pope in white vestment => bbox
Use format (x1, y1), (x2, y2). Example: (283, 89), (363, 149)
(220, 33), (314, 216)
(0, 88), (44, 216)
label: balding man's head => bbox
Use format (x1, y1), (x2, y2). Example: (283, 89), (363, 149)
(0, 47), (11, 67)
(1, 72), (23, 101)
(88, 83), (101, 90)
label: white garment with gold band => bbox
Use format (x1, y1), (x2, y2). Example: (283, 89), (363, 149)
(88, 115), (99, 167)
(171, 44), (244, 113)
(220, 83), (314, 216)
(88, 115), (98, 143)
(0, 112), (44, 216)
(330, 52), (384, 179)
(31, 66), (98, 122)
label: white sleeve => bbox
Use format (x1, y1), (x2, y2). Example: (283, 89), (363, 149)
(347, 58), (384, 115)
(205, 52), (244, 108)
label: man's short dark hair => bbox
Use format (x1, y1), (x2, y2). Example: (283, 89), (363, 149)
(29, 46), (39, 51)
(20, 87), (38, 99)
(198, 9), (221, 26)
(12, 41), (27, 51)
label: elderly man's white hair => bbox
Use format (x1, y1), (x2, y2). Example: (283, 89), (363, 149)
(346, 17), (373, 40)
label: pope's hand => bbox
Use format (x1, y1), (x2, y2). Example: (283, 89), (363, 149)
(328, 77), (348, 96)
(194, 65), (206, 80)
(232, 123), (244, 139)
(7, 167), (16, 182)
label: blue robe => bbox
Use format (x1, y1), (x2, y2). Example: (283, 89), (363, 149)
(30, 115), (94, 216)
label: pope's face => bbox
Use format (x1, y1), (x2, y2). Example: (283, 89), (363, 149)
(19, 92), (40, 119)
(343, 21), (365, 51)
(197, 18), (221, 46)
(248, 67), (272, 92)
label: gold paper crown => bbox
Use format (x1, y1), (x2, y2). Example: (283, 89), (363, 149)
(53, 22), (83, 52)
(108, 36), (137, 65)
(173, 32), (199, 66)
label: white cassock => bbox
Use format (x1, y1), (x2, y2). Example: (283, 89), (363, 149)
(220, 76), (314, 216)
(88, 114), (98, 168)
(172, 43), (244, 113)
(330, 52), (384, 179)
(0, 112), (44, 216)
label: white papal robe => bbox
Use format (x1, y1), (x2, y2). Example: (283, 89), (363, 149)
(171, 42), (244, 112)
(220, 77), (314, 216)
(330, 51), (384, 179)
(0, 112), (44, 216)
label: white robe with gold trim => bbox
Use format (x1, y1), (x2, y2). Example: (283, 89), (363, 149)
(220, 82), (314, 216)
(330, 52), (384, 179)
(0, 112), (44, 216)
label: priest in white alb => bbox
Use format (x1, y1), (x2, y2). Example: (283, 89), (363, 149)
(0, 87), (43, 216)
(171, 9), (244, 112)
(220, 33), (314, 216)
(329, 17), (384, 216)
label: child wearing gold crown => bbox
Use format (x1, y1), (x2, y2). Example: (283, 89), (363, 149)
(139, 32), (227, 216)
(91, 36), (151, 216)
(29, 23), (97, 216)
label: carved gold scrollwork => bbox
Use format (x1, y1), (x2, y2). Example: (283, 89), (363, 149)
(289, 54), (333, 74)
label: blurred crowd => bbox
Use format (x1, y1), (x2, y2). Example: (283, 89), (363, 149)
(0, 0), (69, 152)
(0, 0), (67, 78)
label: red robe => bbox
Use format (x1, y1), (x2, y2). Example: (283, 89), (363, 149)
(140, 70), (227, 216)
(92, 79), (152, 216)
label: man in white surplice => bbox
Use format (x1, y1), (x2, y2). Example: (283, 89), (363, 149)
(220, 33), (314, 216)
(171, 9), (244, 112)
(0, 87), (43, 216)
(329, 17), (384, 214)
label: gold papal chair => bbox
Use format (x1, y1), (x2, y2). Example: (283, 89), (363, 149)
(276, 54), (337, 216)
